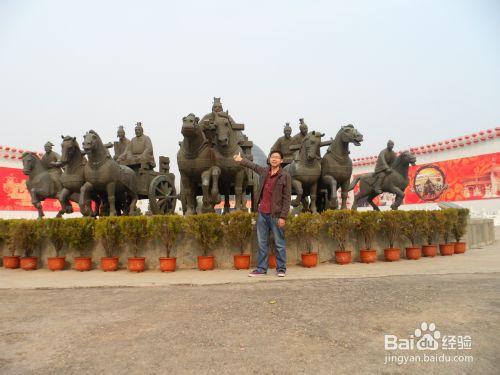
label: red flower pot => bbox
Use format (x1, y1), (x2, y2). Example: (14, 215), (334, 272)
(74, 257), (92, 272)
(101, 257), (119, 271)
(384, 248), (401, 262)
(422, 245), (437, 257)
(234, 254), (250, 270)
(335, 251), (352, 265)
(159, 257), (176, 272)
(454, 242), (466, 254)
(439, 243), (454, 256)
(268, 254), (277, 268)
(128, 257), (146, 272)
(360, 249), (377, 263)
(301, 252), (318, 268)
(20, 257), (38, 271)
(405, 247), (421, 260)
(198, 255), (214, 271)
(47, 256), (66, 271)
(3, 255), (20, 269)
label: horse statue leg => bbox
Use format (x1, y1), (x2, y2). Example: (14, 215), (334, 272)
(57, 187), (71, 218)
(388, 186), (405, 210)
(339, 180), (350, 210)
(310, 180), (319, 214)
(234, 169), (245, 211)
(367, 191), (380, 211)
(181, 174), (196, 215)
(210, 166), (221, 205)
(79, 182), (94, 216)
(201, 170), (213, 213)
(30, 188), (45, 219)
(321, 175), (338, 209)
(291, 178), (303, 208)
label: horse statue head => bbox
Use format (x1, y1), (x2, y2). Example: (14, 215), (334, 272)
(302, 131), (324, 162)
(22, 152), (41, 176)
(181, 113), (200, 137)
(60, 135), (80, 165)
(395, 150), (417, 168)
(333, 124), (363, 149)
(82, 130), (104, 154)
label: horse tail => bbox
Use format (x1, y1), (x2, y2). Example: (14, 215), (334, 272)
(348, 175), (362, 192)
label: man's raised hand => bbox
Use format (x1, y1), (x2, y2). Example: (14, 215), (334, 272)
(233, 152), (243, 162)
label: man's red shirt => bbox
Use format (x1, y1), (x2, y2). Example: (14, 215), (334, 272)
(259, 168), (280, 214)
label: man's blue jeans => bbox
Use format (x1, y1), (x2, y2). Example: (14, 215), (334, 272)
(256, 212), (286, 273)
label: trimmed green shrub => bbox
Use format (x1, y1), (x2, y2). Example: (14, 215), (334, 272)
(380, 210), (404, 248)
(65, 218), (95, 256)
(357, 211), (380, 249)
(148, 215), (184, 258)
(44, 218), (68, 257)
(95, 217), (123, 258)
(8, 219), (43, 257)
(119, 216), (152, 257)
(0, 219), (10, 251)
(287, 213), (321, 254)
(184, 213), (222, 256)
(453, 208), (469, 242)
(222, 211), (254, 255)
(420, 210), (440, 245)
(322, 210), (358, 251)
(435, 209), (458, 244)
(401, 211), (426, 247)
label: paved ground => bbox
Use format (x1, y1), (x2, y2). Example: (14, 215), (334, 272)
(0, 236), (498, 374)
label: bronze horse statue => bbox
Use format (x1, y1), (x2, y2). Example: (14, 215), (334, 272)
(284, 131), (328, 214)
(319, 124), (363, 210)
(21, 152), (70, 218)
(207, 111), (248, 212)
(349, 150), (416, 210)
(177, 113), (219, 215)
(59, 135), (103, 217)
(80, 130), (138, 216)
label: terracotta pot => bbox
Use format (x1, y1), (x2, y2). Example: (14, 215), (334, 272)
(454, 242), (466, 254)
(301, 252), (318, 268)
(20, 257), (38, 271)
(439, 243), (454, 256)
(3, 255), (20, 269)
(335, 251), (352, 265)
(234, 254), (250, 270)
(128, 257), (146, 272)
(101, 257), (119, 271)
(159, 257), (176, 272)
(47, 256), (66, 271)
(268, 254), (277, 268)
(198, 255), (214, 271)
(384, 248), (401, 262)
(74, 257), (92, 271)
(405, 247), (421, 260)
(422, 245), (437, 257)
(360, 249), (377, 263)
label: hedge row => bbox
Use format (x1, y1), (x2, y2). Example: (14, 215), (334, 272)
(0, 209), (469, 258)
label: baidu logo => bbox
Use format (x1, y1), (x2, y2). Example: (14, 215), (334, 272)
(385, 321), (441, 351)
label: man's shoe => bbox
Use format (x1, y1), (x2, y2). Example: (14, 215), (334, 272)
(248, 269), (266, 277)
(277, 270), (286, 277)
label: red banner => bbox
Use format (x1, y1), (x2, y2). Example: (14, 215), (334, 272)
(353, 153), (499, 207)
(0, 167), (78, 211)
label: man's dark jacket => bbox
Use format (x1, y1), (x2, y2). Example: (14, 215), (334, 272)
(239, 158), (292, 219)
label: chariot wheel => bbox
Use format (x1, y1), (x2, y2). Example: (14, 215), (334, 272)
(149, 175), (177, 214)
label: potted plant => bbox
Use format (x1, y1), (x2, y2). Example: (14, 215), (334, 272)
(453, 208), (469, 254)
(0, 220), (18, 269)
(380, 211), (403, 261)
(420, 211), (439, 257)
(184, 213), (222, 270)
(322, 210), (358, 265)
(9, 219), (43, 270)
(66, 218), (95, 271)
(287, 212), (321, 267)
(436, 209), (457, 256)
(120, 216), (151, 272)
(357, 211), (380, 263)
(401, 211), (424, 260)
(148, 215), (183, 272)
(222, 211), (254, 270)
(45, 218), (68, 271)
(95, 217), (123, 271)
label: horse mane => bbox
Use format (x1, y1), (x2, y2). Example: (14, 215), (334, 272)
(391, 151), (410, 169)
(22, 151), (40, 160)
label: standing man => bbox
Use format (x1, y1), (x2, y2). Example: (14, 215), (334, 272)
(233, 150), (292, 277)
(270, 123), (294, 166)
(373, 140), (397, 194)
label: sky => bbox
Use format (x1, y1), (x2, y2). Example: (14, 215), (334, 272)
(0, 0), (499, 175)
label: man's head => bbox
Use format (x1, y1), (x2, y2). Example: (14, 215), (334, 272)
(269, 150), (283, 168)
(135, 122), (143, 137)
(212, 97), (223, 113)
(387, 140), (394, 150)
(299, 118), (308, 135)
(284, 123), (292, 139)
(44, 141), (54, 153)
(117, 126), (125, 140)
